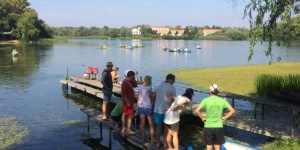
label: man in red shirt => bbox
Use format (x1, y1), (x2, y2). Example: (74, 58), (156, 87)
(121, 71), (136, 135)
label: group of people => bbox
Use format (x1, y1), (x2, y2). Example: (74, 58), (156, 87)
(100, 61), (235, 150)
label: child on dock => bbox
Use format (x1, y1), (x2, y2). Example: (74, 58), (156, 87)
(137, 76), (155, 143)
(111, 101), (122, 127)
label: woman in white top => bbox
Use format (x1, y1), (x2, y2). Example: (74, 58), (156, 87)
(164, 88), (194, 150)
(137, 76), (155, 143)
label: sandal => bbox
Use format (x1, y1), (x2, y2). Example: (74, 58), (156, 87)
(126, 131), (136, 135)
(102, 118), (111, 121)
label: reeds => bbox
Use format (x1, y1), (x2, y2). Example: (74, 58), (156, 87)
(255, 74), (300, 96)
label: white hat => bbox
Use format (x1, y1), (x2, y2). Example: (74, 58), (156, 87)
(209, 84), (219, 92)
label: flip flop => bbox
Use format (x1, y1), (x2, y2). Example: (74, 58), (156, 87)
(126, 131), (136, 135)
(102, 118), (111, 121)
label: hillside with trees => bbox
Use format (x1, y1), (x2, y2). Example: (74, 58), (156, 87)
(0, 0), (52, 42)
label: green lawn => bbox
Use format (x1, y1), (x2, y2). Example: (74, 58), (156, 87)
(172, 62), (300, 96)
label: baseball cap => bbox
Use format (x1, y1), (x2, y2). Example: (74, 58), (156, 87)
(209, 84), (219, 92)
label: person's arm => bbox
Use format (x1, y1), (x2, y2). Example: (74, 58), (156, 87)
(137, 91), (141, 110)
(101, 71), (109, 90)
(149, 87), (155, 104)
(194, 105), (206, 122)
(222, 106), (235, 121)
(121, 82), (131, 107)
(172, 99), (189, 112)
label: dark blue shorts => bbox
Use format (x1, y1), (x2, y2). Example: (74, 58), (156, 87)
(138, 107), (154, 116)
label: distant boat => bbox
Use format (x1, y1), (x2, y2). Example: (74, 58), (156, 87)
(196, 45), (201, 49)
(125, 46), (134, 49)
(169, 48), (191, 53)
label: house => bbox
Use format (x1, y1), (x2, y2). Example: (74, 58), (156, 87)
(177, 30), (185, 36)
(149, 26), (170, 31)
(132, 27), (141, 35)
(202, 29), (222, 36)
(156, 30), (170, 36)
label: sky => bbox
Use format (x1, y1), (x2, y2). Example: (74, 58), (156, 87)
(27, 0), (250, 28)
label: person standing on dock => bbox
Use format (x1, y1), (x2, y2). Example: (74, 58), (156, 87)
(100, 62), (114, 121)
(194, 84), (235, 150)
(121, 71), (136, 135)
(137, 76), (155, 143)
(152, 74), (176, 148)
(164, 88), (194, 150)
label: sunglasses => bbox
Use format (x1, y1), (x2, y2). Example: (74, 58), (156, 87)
(106, 65), (113, 67)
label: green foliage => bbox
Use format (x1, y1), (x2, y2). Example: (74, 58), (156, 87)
(0, 0), (52, 41)
(224, 29), (248, 40)
(263, 138), (300, 150)
(255, 74), (300, 96)
(243, 0), (300, 62)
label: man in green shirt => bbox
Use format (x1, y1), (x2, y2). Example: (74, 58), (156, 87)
(194, 84), (235, 150)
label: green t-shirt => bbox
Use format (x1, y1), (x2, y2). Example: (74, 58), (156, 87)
(199, 96), (230, 128)
(110, 101), (122, 117)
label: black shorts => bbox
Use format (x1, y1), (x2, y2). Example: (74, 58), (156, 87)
(202, 128), (225, 145)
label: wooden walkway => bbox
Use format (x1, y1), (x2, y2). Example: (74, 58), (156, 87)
(80, 107), (185, 150)
(60, 76), (300, 139)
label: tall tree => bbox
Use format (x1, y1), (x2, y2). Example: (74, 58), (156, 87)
(16, 9), (40, 41)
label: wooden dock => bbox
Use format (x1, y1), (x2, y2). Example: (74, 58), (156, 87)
(60, 76), (300, 140)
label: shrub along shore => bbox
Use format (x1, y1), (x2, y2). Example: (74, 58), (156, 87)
(172, 62), (300, 96)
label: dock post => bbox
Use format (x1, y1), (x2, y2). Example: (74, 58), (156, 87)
(100, 122), (103, 140)
(109, 127), (112, 148)
(262, 104), (265, 120)
(231, 97), (235, 108)
(67, 67), (69, 78)
(87, 115), (90, 132)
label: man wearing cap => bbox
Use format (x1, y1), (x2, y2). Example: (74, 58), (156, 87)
(194, 84), (235, 150)
(101, 62), (114, 121)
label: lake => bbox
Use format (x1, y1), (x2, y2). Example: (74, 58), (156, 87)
(0, 39), (299, 149)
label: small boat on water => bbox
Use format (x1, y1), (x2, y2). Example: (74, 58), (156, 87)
(196, 45), (201, 49)
(12, 49), (19, 57)
(118, 44), (127, 48)
(162, 45), (168, 50)
(132, 43), (145, 48)
(100, 44), (108, 49)
(125, 46), (134, 49)
(169, 48), (192, 53)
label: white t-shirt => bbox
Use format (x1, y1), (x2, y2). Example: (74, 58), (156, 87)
(138, 85), (152, 108)
(164, 95), (190, 125)
(152, 81), (176, 114)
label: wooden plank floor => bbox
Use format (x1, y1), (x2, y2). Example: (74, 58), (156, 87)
(61, 76), (300, 139)
(80, 108), (173, 150)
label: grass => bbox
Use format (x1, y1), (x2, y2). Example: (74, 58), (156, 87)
(255, 74), (300, 96)
(172, 62), (300, 96)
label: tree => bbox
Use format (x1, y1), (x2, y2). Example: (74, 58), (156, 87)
(243, 0), (300, 62)
(184, 27), (189, 35)
(16, 9), (40, 41)
(175, 25), (181, 30)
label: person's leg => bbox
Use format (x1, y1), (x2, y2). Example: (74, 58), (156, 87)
(147, 116), (155, 143)
(121, 113), (126, 134)
(166, 126), (173, 149)
(139, 115), (146, 141)
(126, 114), (134, 133)
(155, 125), (162, 147)
(102, 102), (108, 119)
(213, 145), (221, 150)
(171, 122), (179, 150)
(163, 125), (168, 148)
(206, 145), (213, 150)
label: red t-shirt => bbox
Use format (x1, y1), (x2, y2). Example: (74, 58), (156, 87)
(121, 78), (135, 115)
